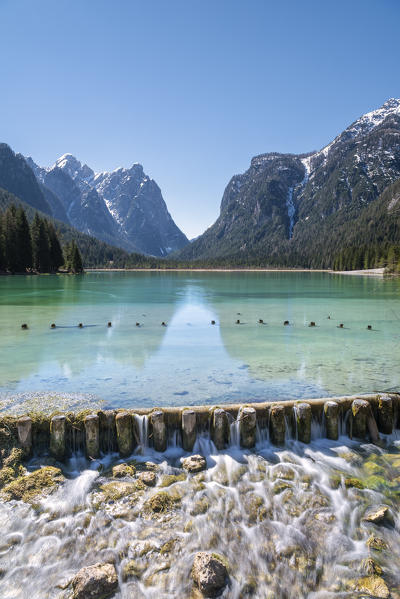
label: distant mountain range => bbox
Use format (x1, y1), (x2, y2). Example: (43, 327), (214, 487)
(1, 98), (399, 268)
(176, 98), (400, 267)
(0, 144), (188, 257)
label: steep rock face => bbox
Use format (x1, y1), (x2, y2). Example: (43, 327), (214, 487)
(27, 157), (126, 250)
(27, 154), (188, 256)
(0, 145), (51, 214)
(94, 165), (188, 255)
(178, 98), (400, 266)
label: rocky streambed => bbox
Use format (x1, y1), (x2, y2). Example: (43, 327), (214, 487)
(0, 433), (399, 598)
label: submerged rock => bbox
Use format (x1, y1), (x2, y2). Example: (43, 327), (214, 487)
(367, 535), (388, 552)
(361, 557), (383, 576)
(71, 562), (118, 599)
(98, 480), (145, 502)
(182, 455), (206, 473)
(143, 491), (175, 513)
(192, 552), (228, 597)
(139, 471), (157, 486)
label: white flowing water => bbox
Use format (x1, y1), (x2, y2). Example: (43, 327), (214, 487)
(0, 433), (399, 598)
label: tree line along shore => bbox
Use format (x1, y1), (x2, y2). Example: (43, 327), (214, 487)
(0, 204), (83, 274)
(1, 202), (399, 276)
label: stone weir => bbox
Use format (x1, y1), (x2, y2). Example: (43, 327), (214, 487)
(8, 393), (400, 462)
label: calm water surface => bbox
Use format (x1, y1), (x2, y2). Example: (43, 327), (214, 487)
(0, 271), (399, 412)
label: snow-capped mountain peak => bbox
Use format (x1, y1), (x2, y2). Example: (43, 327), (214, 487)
(303, 98), (400, 177)
(52, 153), (94, 184)
(344, 97), (400, 139)
(25, 152), (188, 256)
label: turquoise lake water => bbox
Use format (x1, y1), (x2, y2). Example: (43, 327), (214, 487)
(0, 271), (399, 412)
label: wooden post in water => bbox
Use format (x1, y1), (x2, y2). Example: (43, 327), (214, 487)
(377, 394), (393, 434)
(85, 414), (100, 459)
(115, 412), (134, 457)
(50, 415), (67, 460)
(212, 408), (230, 449)
(239, 407), (256, 448)
(351, 399), (369, 439)
(269, 405), (286, 445)
(324, 401), (339, 440)
(151, 410), (167, 452)
(17, 416), (32, 456)
(181, 410), (197, 451)
(296, 403), (312, 443)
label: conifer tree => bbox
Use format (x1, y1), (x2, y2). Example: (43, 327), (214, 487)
(15, 206), (32, 271)
(0, 213), (5, 271)
(31, 213), (51, 272)
(3, 205), (18, 272)
(45, 221), (64, 271)
(68, 240), (83, 273)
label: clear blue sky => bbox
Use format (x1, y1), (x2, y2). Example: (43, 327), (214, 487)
(1, 0), (399, 238)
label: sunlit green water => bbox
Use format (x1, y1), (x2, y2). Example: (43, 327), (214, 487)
(0, 271), (399, 412)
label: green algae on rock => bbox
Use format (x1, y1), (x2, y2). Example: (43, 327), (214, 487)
(1, 466), (63, 503)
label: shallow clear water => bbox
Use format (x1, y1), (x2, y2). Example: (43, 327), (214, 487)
(0, 433), (399, 598)
(0, 271), (399, 412)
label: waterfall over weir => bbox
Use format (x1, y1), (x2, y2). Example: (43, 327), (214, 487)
(11, 393), (399, 460)
(0, 394), (399, 598)
(0, 396), (399, 598)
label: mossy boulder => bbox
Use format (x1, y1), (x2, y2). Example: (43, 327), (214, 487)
(344, 477), (364, 489)
(367, 535), (388, 552)
(190, 496), (209, 515)
(0, 447), (25, 489)
(99, 480), (145, 502)
(143, 491), (177, 514)
(271, 464), (295, 481)
(121, 559), (146, 581)
(354, 575), (389, 598)
(160, 538), (178, 554)
(363, 460), (385, 476)
(112, 463), (135, 478)
(182, 455), (206, 473)
(244, 494), (268, 523)
(159, 473), (186, 487)
(272, 480), (293, 494)
(1, 466), (63, 503)
(361, 557), (383, 576)
(139, 471), (157, 487)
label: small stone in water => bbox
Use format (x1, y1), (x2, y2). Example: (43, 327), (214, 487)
(139, 471), (157, 486)
(144, 461), (158, 471)
(71, 562), (118, 599)
(362, 505), (394, 527)
(112, 463), (135, 478)
(367, 535), (388, 552)
(192, 552), (228, 597)
(182, 455), (207, 473)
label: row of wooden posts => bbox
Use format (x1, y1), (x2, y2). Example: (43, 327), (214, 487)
(12, 394), (398, 462)
(20, 321), (375, 330)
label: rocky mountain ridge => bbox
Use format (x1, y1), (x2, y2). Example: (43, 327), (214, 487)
(0, 146), (188, 256)
(177, 98), (400, 266)
(26, 153), (189, 256)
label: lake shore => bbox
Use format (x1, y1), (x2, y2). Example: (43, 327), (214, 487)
(86, 267), (330, 272)
(85, 267), (387, 275)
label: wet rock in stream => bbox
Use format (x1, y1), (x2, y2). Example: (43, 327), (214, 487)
(71, 562), (118, 599)
(192, 552), (229, 597)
